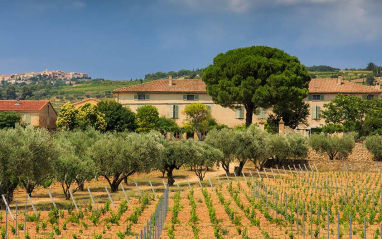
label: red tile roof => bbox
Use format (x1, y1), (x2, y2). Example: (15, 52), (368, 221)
(113, 78), (382, 95)
(113, 79), (207, 93)
(0, 100), (50, 111)
(309, 78), (382, 94)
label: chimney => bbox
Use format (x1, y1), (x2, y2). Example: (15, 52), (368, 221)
(337, 75), (342, 85)
(169, 75), (173, 86)
(376, 82), (380, 90)
(15, 99), (20, 106)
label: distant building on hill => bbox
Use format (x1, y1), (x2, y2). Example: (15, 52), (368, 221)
(0, 69), (89, 84)
(0, 100), (57, 131)
(112, 76), (382, 136)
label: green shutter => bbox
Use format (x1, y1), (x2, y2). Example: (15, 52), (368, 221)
(134, 94), (138, 100)
(312, 106), (317, 119)
(25, 114), (31, 124)
(320, 95), (324, 101)
(183, 95), (187, 100)
(308, 95), (313, 101)
(170, 105), (174, 118)
(236, 108), (241, 119)
(175, 105), (179, 119)
(259, 108), (266, 119)
(240, 107), (244, 119)
(194, 95), (199, 101)
(145, 94), (150, 100)
(317, 106), (321, 119)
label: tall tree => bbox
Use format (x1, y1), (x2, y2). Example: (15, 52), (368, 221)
(5, 84), (16, 100)
(183, 103), (212, 140)
(136, 105), (159, 132)
(320, 95), (369, 134)
(97, 99), (137, 132)
(77, 103), (107, 131)
(20, 85), (33, 100)
(57, 103), (79, 130)
(202, 46), (311, 126)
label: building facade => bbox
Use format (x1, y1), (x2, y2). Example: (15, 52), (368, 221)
(113, 76), (382, 132)
(0, 100), (58, 131)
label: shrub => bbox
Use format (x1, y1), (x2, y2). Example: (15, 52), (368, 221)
(365, 135), (382, 161)
(309, 133), (355, 160)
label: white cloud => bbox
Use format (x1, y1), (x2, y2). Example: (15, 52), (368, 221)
(165, 0), (382, 46)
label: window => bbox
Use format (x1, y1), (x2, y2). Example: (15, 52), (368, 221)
(170, 105), (179, 119)
(312, 106), (321, 120)
(24, 114), (31, 124)
(309, 94), (324, 101)
(258, 108), (266, 119)
(183, 95), (199, 101)
(367, 95), (374, 100)
(134, 94), (150, 100)
(236, 107), (245, 119)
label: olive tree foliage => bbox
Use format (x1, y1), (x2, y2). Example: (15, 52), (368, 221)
(0, 128), (22, 205)
(91, 131), (163, 192)
(12, 126), (57, 196)
(204, 128), (236, 174)
(54, 131), (97, 200)
(187, 141), (223, 181)
(55, 129), (100, 192)
(309, 133), (355, 160)
(365, 135), (382, 161)
(156, 139), (198, 186)
(202, 46), (311, 127)
(239, 126), (271, 171)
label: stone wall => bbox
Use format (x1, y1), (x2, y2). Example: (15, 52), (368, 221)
(308, 142), (374, 161)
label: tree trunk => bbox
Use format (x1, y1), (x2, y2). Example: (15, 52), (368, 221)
(75, 179), (84, 191)
(110, 180), (120, 192)
(167, 169), (175, 186)
(236, 160), (246, 175)
(222, 163), (230, 174)
(124, 177), (128, 184)
(245, 104), (254, 127)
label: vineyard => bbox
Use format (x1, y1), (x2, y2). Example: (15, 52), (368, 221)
(1, 164), (382, 238)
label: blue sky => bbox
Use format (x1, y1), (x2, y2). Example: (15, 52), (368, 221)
(0, 0), (381, 80)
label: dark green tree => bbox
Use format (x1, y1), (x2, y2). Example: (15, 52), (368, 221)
(5, 84), (16, 99)
(366, 75), (375, 85)
(97, 99), (137, 132)
(320, 95), (369, 134)
(366, 62), (378, 71)
(0, 111), (21, 129)
(202, 46), (311, 126)
(20, 85), (33, 100)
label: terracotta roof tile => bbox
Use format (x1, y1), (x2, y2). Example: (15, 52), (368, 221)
(0, 100), (50, 111)
(113, 79), (207, 93)
(309, 78), (382, 94)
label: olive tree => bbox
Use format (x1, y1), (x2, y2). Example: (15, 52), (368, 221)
(242, 126), (271, 171)
(12, 126), (57, 195)
(91, 131), (163, 192)
(157, 139), (198, 186)
(56, 129), (100, 191)
(204, 128), (236, 174)
(54, 132), (96, 199)
(0, 129), (20, 205)
(365, 135), (382, 161)
(309, 133), (355, 160)
(187, 141), (223, 181)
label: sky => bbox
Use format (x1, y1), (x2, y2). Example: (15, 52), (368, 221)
(0, 0), (381, 80)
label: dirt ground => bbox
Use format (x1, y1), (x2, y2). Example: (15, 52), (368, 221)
(1, 162), (381, 238)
